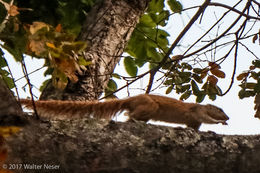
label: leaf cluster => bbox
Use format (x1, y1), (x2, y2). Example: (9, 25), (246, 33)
(237, 60), (260, 99)
(124, 0), (182, 77)
(164, 61), (225, 103)
(0, 0), (92, 90)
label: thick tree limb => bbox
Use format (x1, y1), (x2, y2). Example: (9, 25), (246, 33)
(4, 117), (260, 173)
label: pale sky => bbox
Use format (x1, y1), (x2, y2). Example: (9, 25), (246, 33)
(4, 0), (260, 135)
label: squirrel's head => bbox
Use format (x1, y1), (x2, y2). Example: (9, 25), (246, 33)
(205, 104), (229, 125)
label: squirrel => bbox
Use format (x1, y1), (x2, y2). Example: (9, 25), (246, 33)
(20, 94), (229, 130)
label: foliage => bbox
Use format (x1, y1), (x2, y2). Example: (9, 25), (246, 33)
(237, 59), (260, 99)
(125, 0), (182, 70)
(0, 0), (92, 89)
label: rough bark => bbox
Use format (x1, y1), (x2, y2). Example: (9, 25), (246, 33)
(40, 0), (151, 101)
(0, 78), (27, 126)
(3, 116), (260, 173)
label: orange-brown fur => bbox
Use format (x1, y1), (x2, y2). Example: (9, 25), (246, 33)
(20, 94), (229, 130)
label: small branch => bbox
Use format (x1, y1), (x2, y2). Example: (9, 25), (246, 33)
(220, 34), (239, 96)
(15, 66), (45, 82)
(21, 58), (39, 119)
(185, 1), (251, 58)
(239, 42), (259, 59)
(209, 2), (260, 20)
(145, 69), (156, 94)
(183, 1), (242, 56)
(221, 8), (250, 96)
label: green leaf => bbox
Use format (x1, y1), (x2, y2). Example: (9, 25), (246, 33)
(1, 44), (23, 62)
(124, 56), (138, 77)
(165, 85), (173, 94)
(239, 82), (256, 90)
(139, 14), (156, 28)
(176, 84), (190, 93)
(180, 90), (192, 100)
(44, 67), (54, 76)
(0, 69), (9, 76)
(174, 76), (184, 84)
(250, 71), (260, 80)
(208, 94), (216, 101)
(252, 60), (260, 68)
(148, 0), (164, 13)
(193, 68), (203, 73)
(149, 10), (170, 26)
(149, 62), (158, 70)
(181, 63), (192, 70)
(164, 79), (173, 85)
(157, 29), (170, 48)
(196, 93), (206, 103)
(147, 48), (163, 62)
(191, 80), (200, 95)
(112, 73), (121, 79)
(2, 76), (14, 89)
(107, 79), (117, 91)
(254, 79), (260, 93)
(40, 79), (51, 92)
(0, 56), (7, 68)
(0, 48), (3, 56)
(238, 89), (255, 99)
(179, 72), (191, 80)
(215, 85), (223, 95)
(167, 0), (183, 13)
(193, 74), (203, 84)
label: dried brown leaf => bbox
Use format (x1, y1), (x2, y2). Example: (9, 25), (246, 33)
(210, 68), (225, 78)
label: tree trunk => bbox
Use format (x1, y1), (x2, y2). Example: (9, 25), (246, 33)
(4, 117), (260, 173)
(40, 0), (151, 101)
(0, 78), (27, 126)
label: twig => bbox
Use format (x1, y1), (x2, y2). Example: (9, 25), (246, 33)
(183, 0), (243, 57)
(221, 7), (250, 96)
(209, 2), (260, 20)
(15, 66), (45, 82)
(184, 0), (251, 58)
(21, 58), (39, 119)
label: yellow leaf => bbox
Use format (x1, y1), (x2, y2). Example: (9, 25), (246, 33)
(46, 42), (56, 49)
(29, 22), (49, 35)
(0, 127), (21, 138)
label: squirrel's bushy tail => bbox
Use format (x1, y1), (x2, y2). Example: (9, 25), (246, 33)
(20, 99), (128, 120)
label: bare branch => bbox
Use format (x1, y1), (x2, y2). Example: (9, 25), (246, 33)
(184, 1), (251, 58)
(209, 2), (260, 20)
